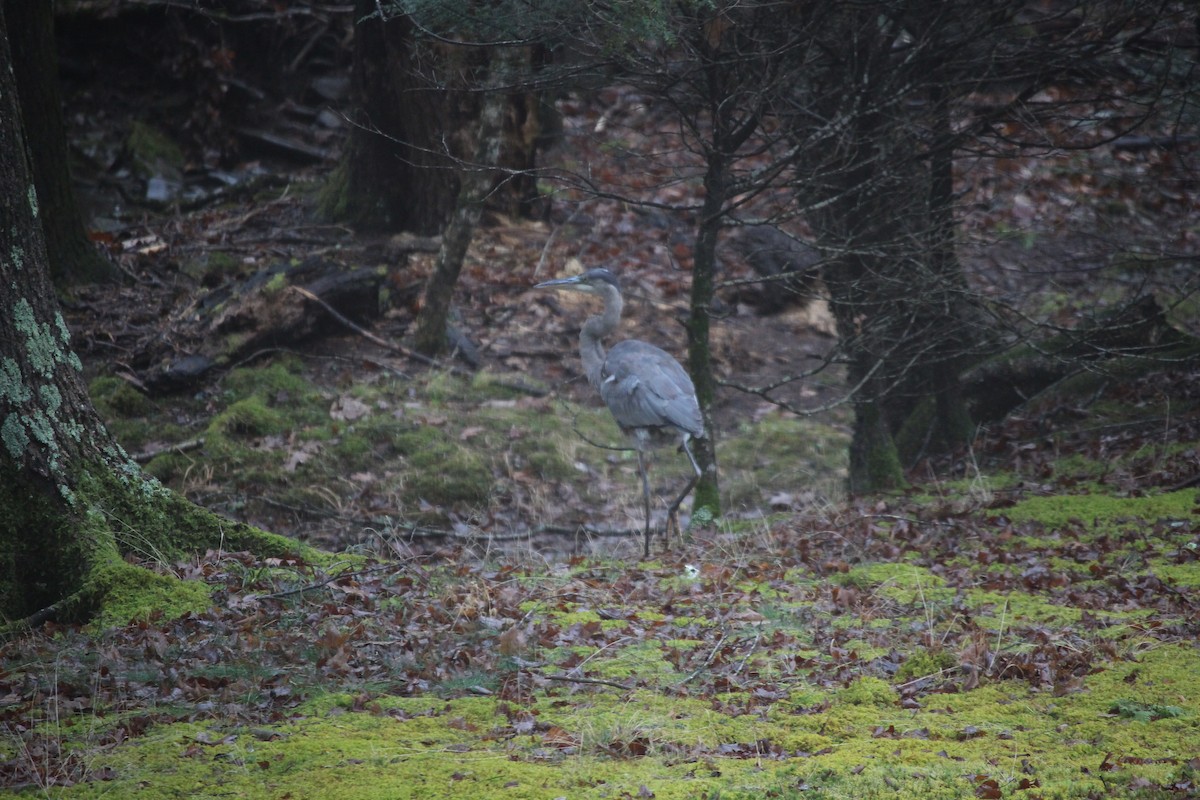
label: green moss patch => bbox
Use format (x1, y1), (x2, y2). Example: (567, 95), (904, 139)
(89, 376), (153, 418)
(995, 489), (1197, 530)
(720, 415), (849, 511)
(209, 396), (288, 437)
(15, 644), (1198, 799)
(86, 555), (212, 629)
(4, 481), (1200, 798)
(836, 562), (944, 591)
(81, 348), (859, 555)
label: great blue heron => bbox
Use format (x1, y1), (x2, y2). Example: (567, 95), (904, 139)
(535, 268), (705, 557)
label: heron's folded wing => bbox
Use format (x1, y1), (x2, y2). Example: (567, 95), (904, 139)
(600, 341), (704, 438)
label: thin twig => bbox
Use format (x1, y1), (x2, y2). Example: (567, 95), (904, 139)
(733, 629), (762, 676)
(260, 564), (396, 600)
(534, 202), (588, 279)
(3, 599), (69, 637)
(675, 632), (728, 687)
(130, 437), (205, 464)
(290, 286), (471, 374)
(572, 424), (633, 453)
(543, 674), (635, 691)
(893, 667), (959, 691)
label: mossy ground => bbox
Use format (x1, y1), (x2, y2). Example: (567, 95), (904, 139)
(83, 355), (849, 554)
(11, 330), (1199, 799)
(3, 475), (1198, 797)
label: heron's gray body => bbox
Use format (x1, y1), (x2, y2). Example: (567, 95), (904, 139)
(600, 340), (705, 444)
(535, 268), (705, 556)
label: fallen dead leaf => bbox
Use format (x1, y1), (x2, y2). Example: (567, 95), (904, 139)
(330, 396), (371, 422)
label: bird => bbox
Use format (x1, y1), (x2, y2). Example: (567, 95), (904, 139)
(534, 268), (705, 557)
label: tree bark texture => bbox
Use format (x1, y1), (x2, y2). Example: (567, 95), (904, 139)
(321, 3), (465, 233)
(0, 3), (112, 617)
(685, 157), (727, 518)
(5, 0), (116, 285)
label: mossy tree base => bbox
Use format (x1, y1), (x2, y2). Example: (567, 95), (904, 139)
(690, 470), (720, 523)
(0, 457), (305, 631)
(848, 399), (907, 494)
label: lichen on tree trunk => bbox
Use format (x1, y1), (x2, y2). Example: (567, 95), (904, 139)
(0, 8), (301, 631)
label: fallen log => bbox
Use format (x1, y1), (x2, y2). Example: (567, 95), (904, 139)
(142, 257), (389, 391)
(964, 295), (1195, 422)
(894, 295), (1200, 464)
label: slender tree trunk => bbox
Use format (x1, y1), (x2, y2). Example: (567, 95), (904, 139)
(811, 153), (910, 493)
(922, 88), (974, 455)
(5, 0), (116, 285)
(794, 10), (907, 494)
(847, 372), (906, 495)
(685, 153), (726, 519)
(412, 49), (515, 357)
(822, 257), (908, 494)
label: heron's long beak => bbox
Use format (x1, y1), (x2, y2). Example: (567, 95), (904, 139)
(534, 275), (584, 290)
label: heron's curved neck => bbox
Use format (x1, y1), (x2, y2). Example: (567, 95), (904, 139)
(579, 283), (622, 388)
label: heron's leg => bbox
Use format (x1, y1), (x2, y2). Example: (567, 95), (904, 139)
(637, 449), (652, 558)
(666, 437), (703, 544)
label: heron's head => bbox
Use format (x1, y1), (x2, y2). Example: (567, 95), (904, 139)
(534, 268), (620, 295)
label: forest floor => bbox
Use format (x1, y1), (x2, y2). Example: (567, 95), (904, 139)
(3, 7), (1200, 798)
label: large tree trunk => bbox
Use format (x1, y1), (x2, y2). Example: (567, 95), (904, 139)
(319, 3), (541, 234)
(318, 4), (461, 233)
(4, 0), (116, 285)
(0, 9), (292, 629)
